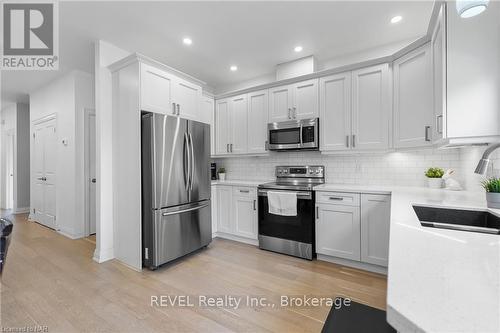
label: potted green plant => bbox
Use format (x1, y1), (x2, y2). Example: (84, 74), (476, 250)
(425, 167), (444, 189)
(481, 177), (500, 209)
(218, 167), (226, 181)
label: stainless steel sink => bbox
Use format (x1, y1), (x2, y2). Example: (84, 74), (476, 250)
(413, 205), (500, 235)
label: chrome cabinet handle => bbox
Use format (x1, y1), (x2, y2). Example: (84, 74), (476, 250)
(287, 108), (291, 119)
(253, 200), (256, 211)
(329, 197), (344, 201)
(346, 135), (350, 148)
(176, 104), (180, 115)
(230, 143), (233, 152)
(226, 144), (229, 153)
(172, 102), (176, 115)
(352, 134), (356, 148)
(239, 189), (250, 193)
(293, 107), (297, 119)
(316, 206), (319, 219)
(436, 115), (443, 134)
(425, 126), (431, 142)
(91, 178), (96, 183)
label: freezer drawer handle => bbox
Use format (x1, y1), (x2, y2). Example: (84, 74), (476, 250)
(162, 203), (210, 216)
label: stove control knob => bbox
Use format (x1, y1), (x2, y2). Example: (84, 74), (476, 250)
(316, 170), (320, 174)
(284, 170), (288, 174)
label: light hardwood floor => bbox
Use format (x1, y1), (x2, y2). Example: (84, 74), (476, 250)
(1, 213), (387, 332)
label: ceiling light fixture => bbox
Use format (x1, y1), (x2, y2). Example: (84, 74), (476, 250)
(456, 0), (489, 18)
(390, 15), (403, 24)
(294, 46), (303, 52)
(183, 37), (192, 45)
(230, 65), (238, 71)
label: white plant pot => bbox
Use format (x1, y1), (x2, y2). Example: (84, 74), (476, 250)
(427, 178), (443, 189)
(486, 192), (500, 209)
(218, 173), (226, 181)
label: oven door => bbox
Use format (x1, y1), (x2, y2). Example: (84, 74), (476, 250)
(258, 189), (315, 251)
(267, 118), (318, 151)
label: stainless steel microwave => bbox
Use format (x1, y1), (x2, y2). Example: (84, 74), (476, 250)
(267, 118), (319, 151)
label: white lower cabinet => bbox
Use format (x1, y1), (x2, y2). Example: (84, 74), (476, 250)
(316, 203), (361, 261)
(212, 185), (258, 242)
(360, 194), (391, 266)
(316, 191), (391, 268)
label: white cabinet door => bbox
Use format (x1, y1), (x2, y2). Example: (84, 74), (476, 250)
(316, 204), (361, 261)
(201, 96), (215, 155)
(319, 73), (352, 151)
(230, 94), (248, 154)
(215, 99), (230, 155)
(232, 195), (257, 240)
(352, 64), (390, 150)
(393, 43), (433, 148)
(360, 194), (391, 267)
(174, 78), (202, 121)
(247, 89), (268, 154)
(268, 85), (293, 122)
(431, 3), (446, 141)
(292, 79), (319, 120)
(216, 186), (232, 233)
(140, 63), (175, 115)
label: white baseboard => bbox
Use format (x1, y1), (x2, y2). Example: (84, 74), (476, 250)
(213, 232), (259, 246)
(93, 247), (114, 263)
(14, 207), (30, 214)
(57, 229), (85, 240)
(317, 254), (387, 275)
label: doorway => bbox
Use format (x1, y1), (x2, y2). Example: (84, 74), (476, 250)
(85, 109), (96, 236)
(5, 130), (15, 210)
(32, 116), (57, 229)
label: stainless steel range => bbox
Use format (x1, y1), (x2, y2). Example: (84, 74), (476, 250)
(258, 166), (325, 260)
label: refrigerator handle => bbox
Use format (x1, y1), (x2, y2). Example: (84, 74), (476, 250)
(188, 132), (195, 192)
(162, 202), (210, 216)
(184, 133), (191, 191)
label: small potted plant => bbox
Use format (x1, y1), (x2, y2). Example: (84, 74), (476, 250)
(425, 167), (444, 189)
(218, 167), (226, 181)
(481, 177), (500, 209)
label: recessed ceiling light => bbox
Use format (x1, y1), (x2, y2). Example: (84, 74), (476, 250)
(294, 46), (303, 53)
(456, 0), (489, 18)
(230, 65), (238, 71)
(183, 37), (192, 45)
(391, 15), (403, 24)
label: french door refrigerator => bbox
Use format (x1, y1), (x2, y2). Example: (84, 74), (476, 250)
(141, 112), (211, 270)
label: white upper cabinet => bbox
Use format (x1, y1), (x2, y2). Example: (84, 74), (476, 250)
(268, 79), (319, 122)
(393, 43), (433, 148)
(352, 63), (390, 150)
(229, 94), (248, 154)
(215, 98), (231, 155)
(140, 63), (175, 115)
(173, 78), (202, 121)
(319, 72), (352, 151)
(292, 79), (319, 120)
(201, 95), (215, 155)
(247, 89), (268, 154)
(268, 85), (293, 122)
(431, 3), (446, 142)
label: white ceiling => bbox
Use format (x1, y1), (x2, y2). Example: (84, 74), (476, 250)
(1, 1), (433, 105)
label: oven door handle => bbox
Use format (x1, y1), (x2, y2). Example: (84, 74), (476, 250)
(258, 190), (312, 200)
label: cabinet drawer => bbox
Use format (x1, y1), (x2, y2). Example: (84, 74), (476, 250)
(233, 186), (256, 197)
(316, 191), (360, 206)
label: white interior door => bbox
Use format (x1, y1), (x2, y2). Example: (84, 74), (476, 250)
(88, 113), (96, 234)
(33, 118), (57, 229)
(6, 132), (15, 209)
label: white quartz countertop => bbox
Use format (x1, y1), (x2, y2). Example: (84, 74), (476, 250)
(211, 179), (269, 187)
(315, 183), (500, 331)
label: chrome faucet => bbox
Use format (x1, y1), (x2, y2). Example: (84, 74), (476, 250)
(475, 142), (500, 175)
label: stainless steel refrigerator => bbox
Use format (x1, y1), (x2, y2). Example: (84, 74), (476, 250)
(141, 112), (211, 270)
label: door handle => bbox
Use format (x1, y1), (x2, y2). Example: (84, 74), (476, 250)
(172, 102), (176, 115)
(352, 134), (356, 148)
(184, 133), (190, 191)
(37, 177), (44, 181)
(346, 135), (350, 148)
(425, 126), (431, 142)
(188, 132), (195, 192)
(253, 200), (256, 211)
(162, 203), (210, 216)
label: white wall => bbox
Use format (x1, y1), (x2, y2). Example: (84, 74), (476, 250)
(15, 103), (30, 211)
(0, 104), (16, 209)
(30, 70), (94, 238)
(93, 40), (131, 263)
